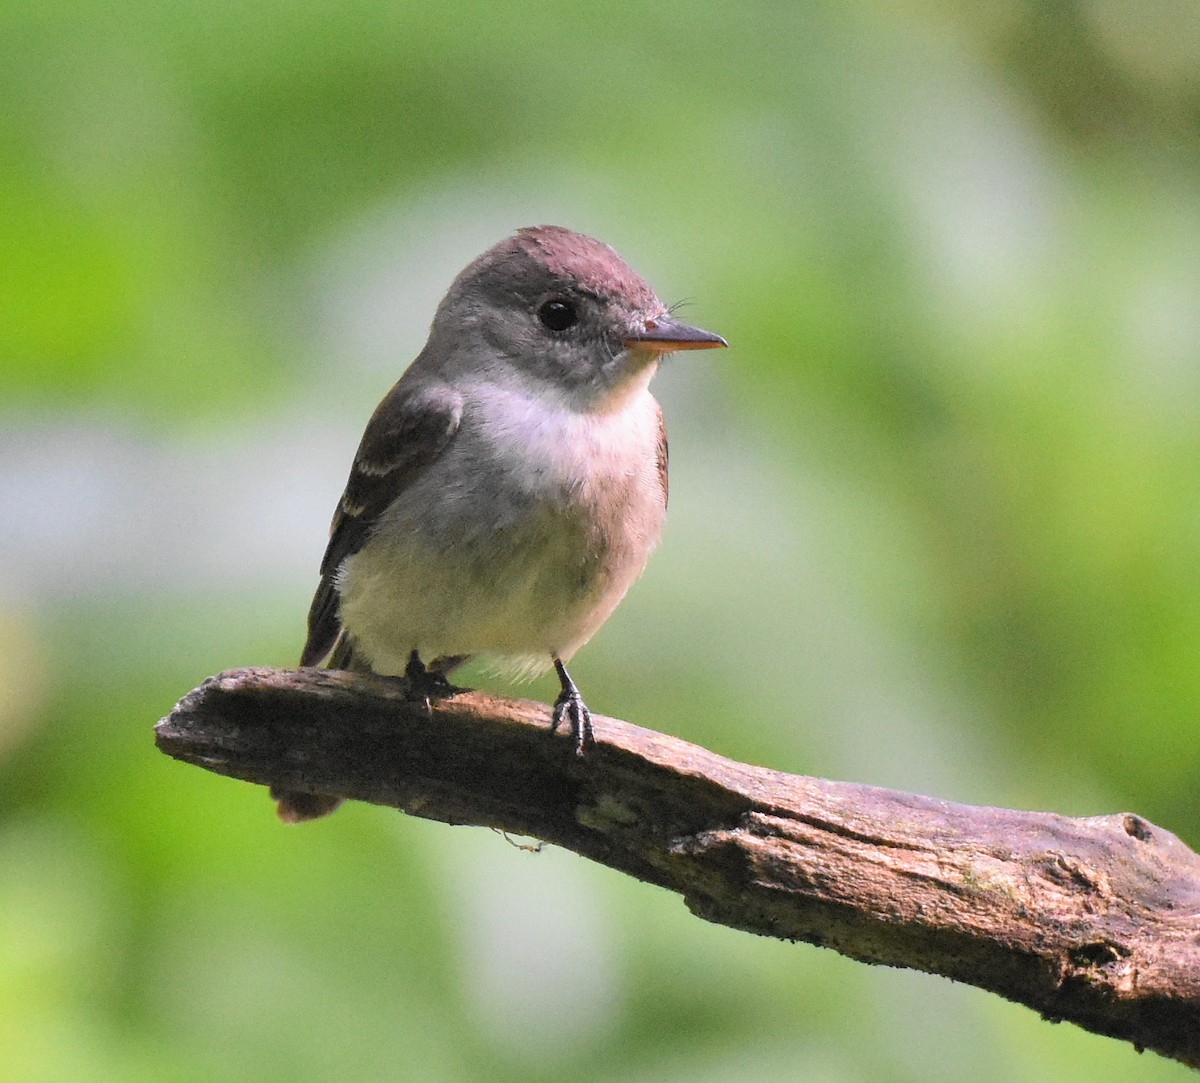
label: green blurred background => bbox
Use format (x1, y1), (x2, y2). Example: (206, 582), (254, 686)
(2, 2), (1198, 1080)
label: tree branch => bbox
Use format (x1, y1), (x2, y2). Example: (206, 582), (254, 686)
(156, 666), (1200, 1070)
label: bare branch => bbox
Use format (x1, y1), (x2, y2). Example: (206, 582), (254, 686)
(156, 666), (1200, 1070)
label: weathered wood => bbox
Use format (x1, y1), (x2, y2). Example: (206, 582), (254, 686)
(156, 666), (1200, 1070)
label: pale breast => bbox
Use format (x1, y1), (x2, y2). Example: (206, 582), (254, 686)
(339, 383), (667, 675)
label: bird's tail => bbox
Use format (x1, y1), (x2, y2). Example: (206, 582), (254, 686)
(272, 631), (364, 823)
(271, 788), (343, 824)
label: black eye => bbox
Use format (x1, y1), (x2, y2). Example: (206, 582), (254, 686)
(538, 298), (578, 332)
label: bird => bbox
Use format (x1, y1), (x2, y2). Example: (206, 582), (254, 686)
(274, 225), (726, 821)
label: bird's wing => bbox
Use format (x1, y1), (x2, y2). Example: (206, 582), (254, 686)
(655, 400), (669, 509)
(301, 380), (463, 667)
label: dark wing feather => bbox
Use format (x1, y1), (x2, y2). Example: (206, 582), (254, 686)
(301, 380), (463, 667)
(655, 401), (669, 509)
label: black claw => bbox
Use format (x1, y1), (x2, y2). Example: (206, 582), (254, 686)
(552, 659), (596, 754)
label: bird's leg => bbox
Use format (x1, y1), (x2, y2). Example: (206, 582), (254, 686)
(551, 658), (595, 755)
(404, 649), (456, 704)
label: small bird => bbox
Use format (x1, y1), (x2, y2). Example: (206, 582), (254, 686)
(275, 225), (726, 821)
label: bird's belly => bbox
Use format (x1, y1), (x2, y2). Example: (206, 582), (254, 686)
(337, 460), (663, 678)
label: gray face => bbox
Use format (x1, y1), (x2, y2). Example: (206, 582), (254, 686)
(426, 227), (669, 405)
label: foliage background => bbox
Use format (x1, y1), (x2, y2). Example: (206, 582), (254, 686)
(2, 2), (1199, 1080)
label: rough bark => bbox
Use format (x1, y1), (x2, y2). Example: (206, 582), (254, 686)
(156, 666), (1200, 1070)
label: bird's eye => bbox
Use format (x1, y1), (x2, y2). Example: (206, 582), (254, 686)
(537, 298), (578, 333)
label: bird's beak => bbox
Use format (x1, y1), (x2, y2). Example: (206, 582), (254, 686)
(624, 316), (727, 353)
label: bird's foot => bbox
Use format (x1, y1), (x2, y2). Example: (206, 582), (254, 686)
(404, 650), (455, 706)
(551, 658), (596, 755)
